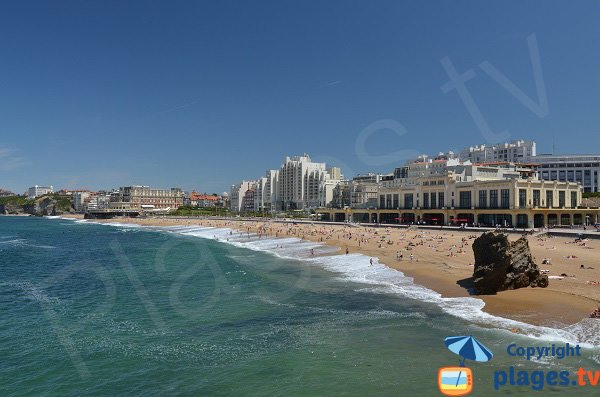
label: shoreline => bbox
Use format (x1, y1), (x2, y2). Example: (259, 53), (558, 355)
(59, 214), (600, 328)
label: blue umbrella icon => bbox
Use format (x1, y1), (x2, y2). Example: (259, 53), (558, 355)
(444, 335), (493, 367)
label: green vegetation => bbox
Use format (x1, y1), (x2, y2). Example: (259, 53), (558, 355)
(583, 192), (600, 198)
(0, 195), (32, 206)
(48, 194), (73, 211)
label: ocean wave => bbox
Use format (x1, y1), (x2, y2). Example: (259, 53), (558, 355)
(0, 238), (56, 249)
(43, 219), (600, 346)
(164, 225), (600, 346)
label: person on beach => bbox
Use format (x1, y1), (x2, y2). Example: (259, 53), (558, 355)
(346, 247), (349, 255)
(369, 258), (373, 266)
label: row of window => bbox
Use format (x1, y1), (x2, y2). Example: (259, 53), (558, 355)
(518, 189), (577, 208)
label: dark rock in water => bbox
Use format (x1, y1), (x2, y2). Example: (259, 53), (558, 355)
(471, 232), (548, 295)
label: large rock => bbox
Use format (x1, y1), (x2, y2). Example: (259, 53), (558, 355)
(24, 197), (62, 216)
(471, 232), (548, 295)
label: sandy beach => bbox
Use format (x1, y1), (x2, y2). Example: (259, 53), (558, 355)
(62, 214), (600, 328)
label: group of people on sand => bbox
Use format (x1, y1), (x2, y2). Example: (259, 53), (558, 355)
(589, 307), (600, 318)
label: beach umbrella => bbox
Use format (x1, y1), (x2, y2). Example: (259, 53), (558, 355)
(444, 336), (493, 367)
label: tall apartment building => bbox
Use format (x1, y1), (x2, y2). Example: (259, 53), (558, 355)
(27, 185), (54, 199)
(535, 154), (600, 193)
(276, 154), (342, 210)
(458, 140), (536, 163)
(111, 186), (183, 211)
(72, 191), (91, 212)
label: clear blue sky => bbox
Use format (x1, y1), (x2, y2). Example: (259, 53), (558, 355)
(1, 1), (599, 194)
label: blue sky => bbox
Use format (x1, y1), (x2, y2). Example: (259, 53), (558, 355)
(1, 1), (599, 194)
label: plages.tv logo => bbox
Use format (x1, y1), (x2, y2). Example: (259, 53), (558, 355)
(438, 336), (494, 396)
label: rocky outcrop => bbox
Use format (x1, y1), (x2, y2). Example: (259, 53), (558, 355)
(24, 197), (63, 216)
(0, 203), (25, 215)
(471, 232), (548, 295)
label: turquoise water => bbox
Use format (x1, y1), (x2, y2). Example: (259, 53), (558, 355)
(1, 217), (599, 396)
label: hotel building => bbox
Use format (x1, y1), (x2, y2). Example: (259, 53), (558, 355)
(110, 186), (183, 211)
(27, 185), (54, 199)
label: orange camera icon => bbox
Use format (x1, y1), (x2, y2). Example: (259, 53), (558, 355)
(438, 366), (473, 396)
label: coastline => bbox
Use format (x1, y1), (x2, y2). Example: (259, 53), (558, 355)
(60, 214), (600, 328)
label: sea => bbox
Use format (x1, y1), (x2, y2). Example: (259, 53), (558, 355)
(1, 216), (600, 396)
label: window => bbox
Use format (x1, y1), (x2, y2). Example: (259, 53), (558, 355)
(559, 191), (566, 207)
(571, 191), (577, 208)
(438, 192), (444, 208)
(546, 190), (553, 208)
(404, 194), (413, 209)
(519, 189), (527, 208)
(559, 171), (566, 181)
(393, 194), (399, 209)
(379, 195), (385, 209)
(430, 192), (437, 209)
(386, 194), (392, 209)
(532, 190), (540, 207)
(490, 190), (498, 208)
(479, 190), (487, 208)
(501, 189), (510, 209)
(459, 191), (472, 209)
(423, 192), (429, 209)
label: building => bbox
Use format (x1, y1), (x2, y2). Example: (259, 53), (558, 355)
(111, 186), (183, 211)
(276, 154), (342, 210)
(458, 140), (536, 164)
(535, 154), (600, 193)
(0, 189), (15, 197)
(27, 185), (54, 199)
(85, 191), (112, 211)
(241, 189), (256, 212)
(72, 191), (91, 212)
(229, 181), (257, 212)
(185, 192), (220, 207)
(318, 158), (597, 228)
(331, 174), (382, 209)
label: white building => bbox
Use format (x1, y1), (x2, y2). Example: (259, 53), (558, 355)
(276, 154), (342, 210)
(458, 140), (536, 164)
(72, 191), (91, 212)
(229, 180), (257, 212)
(27, 185), (54, 199)
(536, 154), (600, 193)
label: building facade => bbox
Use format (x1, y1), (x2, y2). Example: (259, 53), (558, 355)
(111, 186), (183, 211)
(27, 185), (54, 199)
(535, 154), (600, 193)
(72, 191), (91, 212)
(458, 140), (536, 164)
(318, 159), (595, 228)
(229, 180), (257, 212)
(331, 174), (382, 209)
(276, 154), (342, 210)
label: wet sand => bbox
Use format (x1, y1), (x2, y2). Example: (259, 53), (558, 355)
(62, 215), (600, 327)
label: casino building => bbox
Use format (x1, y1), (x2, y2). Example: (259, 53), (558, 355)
(318, 159), (600, 228)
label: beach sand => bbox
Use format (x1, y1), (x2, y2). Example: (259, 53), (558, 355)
(62, 215), (600, 327)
